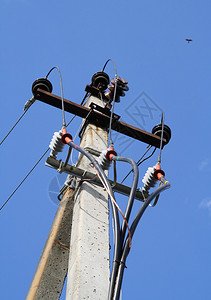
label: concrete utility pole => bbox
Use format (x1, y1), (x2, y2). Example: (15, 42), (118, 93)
(27, 74), (169, 299)
(26, 187), (75, 300)
(65, 95), (110, 299)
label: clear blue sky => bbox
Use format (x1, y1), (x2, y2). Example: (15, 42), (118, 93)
(1, 1), (211, 299)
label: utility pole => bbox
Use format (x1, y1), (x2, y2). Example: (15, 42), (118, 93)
(26, 71), (170, 299)
(65, 94), (110, 299)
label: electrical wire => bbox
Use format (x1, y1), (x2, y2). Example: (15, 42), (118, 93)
(46, 66), (66, 128)
(0, 65), (70, 147)
(1, 65), (89, 210)
(113, 180), (171, 300)
(62, 91), (90, 166)
(112, 156), (139, 246)
(66, 140), (126, 300)
(112, 160), (117, 187)
(157, 112), (164, 164)
(120, 146), (156, 184)
(102, 58), (117, 75)
(0, 148), (50, 211)
(0, 110), (29, 146)
(1, 91), (88, 211)
(138, 147), (156, 166)
(108, 77), (118, 146)
(108, 155), (139, 300)
(65, 138), (123, 294)
(70, 108), (93, 166)
(102, 59), (118, 147)
(65, 92), (89, 128)
(0, 110), (28, 147)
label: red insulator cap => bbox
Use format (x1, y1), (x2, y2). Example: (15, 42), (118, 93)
(61, 128), (72, 144)
(106, 147), (117, 161)
(153, 164), (165, 180)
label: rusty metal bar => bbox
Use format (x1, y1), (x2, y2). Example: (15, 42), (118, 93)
(36, 89), (167, 148)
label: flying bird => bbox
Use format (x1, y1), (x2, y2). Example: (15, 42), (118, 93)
(186, 39), (192, 43)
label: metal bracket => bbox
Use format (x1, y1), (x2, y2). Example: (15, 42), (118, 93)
(89, 102), (120, 120)
(45, 156), (145, 202)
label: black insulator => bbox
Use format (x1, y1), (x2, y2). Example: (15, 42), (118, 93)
(152, 123), (171, 144)
(32, 78), (53, 97)
(91, 71), (110, 91)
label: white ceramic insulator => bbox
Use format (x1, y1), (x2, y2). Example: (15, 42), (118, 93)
(49, 131), (65, 157)
(142, 166), (157, 192)
(97, 150), (112, 170)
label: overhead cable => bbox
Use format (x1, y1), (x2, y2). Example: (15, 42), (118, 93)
(157, 112), (164, 164)
(113, 180), (171, 300)
(120, 146), (156, 184)
(0, 148), (50, 211)
(46, 66), (66, 128)
(0, 110), (29, 146)
(108, 155), (139, 300)
(62, 132), (122, 293)
(1, 91), (87, 211)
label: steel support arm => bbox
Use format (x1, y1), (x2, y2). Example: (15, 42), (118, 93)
(36, 89), (167, 148)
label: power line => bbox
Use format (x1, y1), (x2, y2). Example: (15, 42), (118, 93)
(120, 146), (156, 184)
(0, 109), (29, 146)
(0, 148), (49, 211)
(1, 92), (89, 211)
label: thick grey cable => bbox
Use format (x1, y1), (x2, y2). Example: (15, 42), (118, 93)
(113, 181), (171, 300)
(66, 140), (121, 281)
(120, 146), (156, 185)
(112, 156), (139, 244)
(109, 156), (139, 300)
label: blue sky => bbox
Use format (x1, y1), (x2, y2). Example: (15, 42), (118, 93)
(1, 1), (211, 299)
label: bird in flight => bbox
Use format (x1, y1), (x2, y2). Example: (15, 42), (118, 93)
(186, 39), (192, 43)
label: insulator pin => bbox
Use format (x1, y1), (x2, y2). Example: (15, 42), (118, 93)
(97, 150), (112, 170)
(142, 166), (158, 192)
(49, 131), (65, 157)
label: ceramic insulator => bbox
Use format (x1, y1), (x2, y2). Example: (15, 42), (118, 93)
(97, 150), (112, 170)
(49, 131), (65, 157)
(142, 166), (157, 192)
